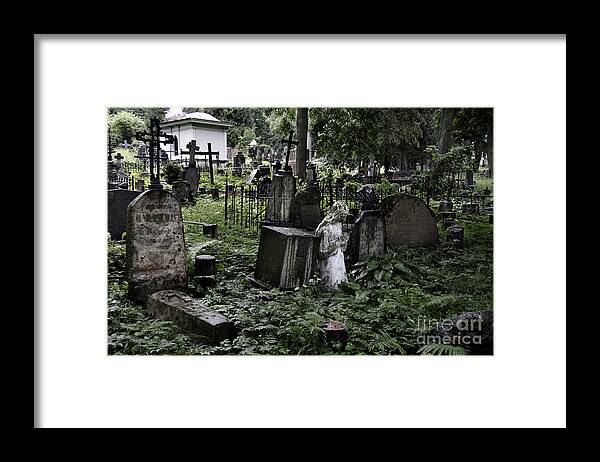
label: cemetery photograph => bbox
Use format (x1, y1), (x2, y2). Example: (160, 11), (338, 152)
(107, 107), (494, 355)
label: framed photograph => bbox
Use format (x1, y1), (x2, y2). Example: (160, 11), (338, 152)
(35, 35), (566, 428)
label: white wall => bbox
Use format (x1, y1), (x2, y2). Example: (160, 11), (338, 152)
(160, 122), (229, 165)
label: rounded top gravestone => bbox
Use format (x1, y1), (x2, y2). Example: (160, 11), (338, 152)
(126, 189), (188, 303)
(381, 193), (439, 248)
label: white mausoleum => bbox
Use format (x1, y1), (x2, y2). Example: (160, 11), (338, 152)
(160, 111), (233, 166)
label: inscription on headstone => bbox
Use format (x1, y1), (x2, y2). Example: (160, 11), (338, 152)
(265, 173), (296, 224)
(347, 210), (386, 263)
(126, 189), (188, 302)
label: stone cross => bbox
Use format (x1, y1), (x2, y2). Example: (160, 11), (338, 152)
(281, 131), (298, 172)
(181, 139), (200, 167)
(199, 142), (219, 185)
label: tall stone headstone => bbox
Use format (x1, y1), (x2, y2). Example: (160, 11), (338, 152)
(347, 210), (386, 264)
(254, 226), (318, 290)
(107, 189), (141, 240)
(126, 189), (188, 303)
(265, 173), (296, 224)
(182, 165), (200, 194)
(382, 194), (439, 248)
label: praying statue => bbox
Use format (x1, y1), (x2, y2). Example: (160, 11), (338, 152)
(315, 201), (351, 290)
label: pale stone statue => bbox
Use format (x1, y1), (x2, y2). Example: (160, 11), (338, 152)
(315, 201), (351, 290)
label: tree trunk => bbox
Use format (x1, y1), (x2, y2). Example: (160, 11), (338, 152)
(437, 108), (456, 155)
(296, 108), (309, 180)
(486, 120), (494, 178)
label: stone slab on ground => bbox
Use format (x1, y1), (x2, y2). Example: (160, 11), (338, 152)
(147, 290), (235, 344)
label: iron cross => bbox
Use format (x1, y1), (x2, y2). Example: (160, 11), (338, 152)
(181, 139), (200, 167)
(281, 131), (298, 172)
(199, 142), (219, 185)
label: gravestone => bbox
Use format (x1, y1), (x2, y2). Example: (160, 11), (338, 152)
(126, 189), (188, 303)
(107, 189), (142, 240)
(292, 185), (323, 230)
(254, 226), (318, 290)
(382, 194), (439, 248)
(147, 290), (235, 345)
(438, 200), (453, 213)
(447, 225), (464, 248)
(347, 210), (386, 264)
(136, 179), (145, 192)
(265, 173), (296, 224)
(171, 180), (192, 203)
(465, 171), (475, 188)
(182, 166), (199, 194)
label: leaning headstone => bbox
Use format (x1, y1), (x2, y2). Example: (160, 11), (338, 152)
(126, 189), (188, 303)
(172, 180), (192, 203)
(347, 209), (386, 264)
(182, 165), (200, 194)
(382, 194), (439, 248)
(265, 173), (296, 224)
(107, 189), (141, 240)
(147, 290), (235, 345)
(254, 226), (318, 290)
(292, 185), (323, 230)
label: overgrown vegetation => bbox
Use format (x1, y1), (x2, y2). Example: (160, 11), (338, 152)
(108, 196), (492, 356)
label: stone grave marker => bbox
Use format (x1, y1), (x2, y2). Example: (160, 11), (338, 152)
(147, 290), (235, 344)
(126, 189), (188, 303)
(136, 179), (145, 192)
(347, 209), (386, 264)
(382, 194), (439, 248)
(254, 226), (318, 290)
(292, 185), (323, 230)
(265, 173), (296, 224)
(108, 189), (142, 240)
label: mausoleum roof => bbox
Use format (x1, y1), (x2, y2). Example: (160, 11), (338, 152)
(162, 111), (234, 128)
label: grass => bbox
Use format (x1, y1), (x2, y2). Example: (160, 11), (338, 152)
(108, 191), (493, 355)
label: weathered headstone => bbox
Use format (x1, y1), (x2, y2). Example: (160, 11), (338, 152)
(382, 194), (439, 248)
(347, 209), (386, 264)
(171, 180), (192, 203)
(107, 189), (142, 240)
(437, 200), (453, 213)
(292, 185), (323, 230)
(254, 226), (318, 290)
(147, 290), (235, 344)
(135, 179), (145, 192)
(265, 173), (296, 224)
(126, 189), (188, 303)
(182, 165), (200, 194)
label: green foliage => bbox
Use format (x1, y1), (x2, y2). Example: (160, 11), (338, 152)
(162, 160), (183, 185)
(107, 111), (147, 144)
(417, 343), (469, 355)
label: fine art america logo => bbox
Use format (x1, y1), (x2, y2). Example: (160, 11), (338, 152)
(415, 315), (485, 346)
